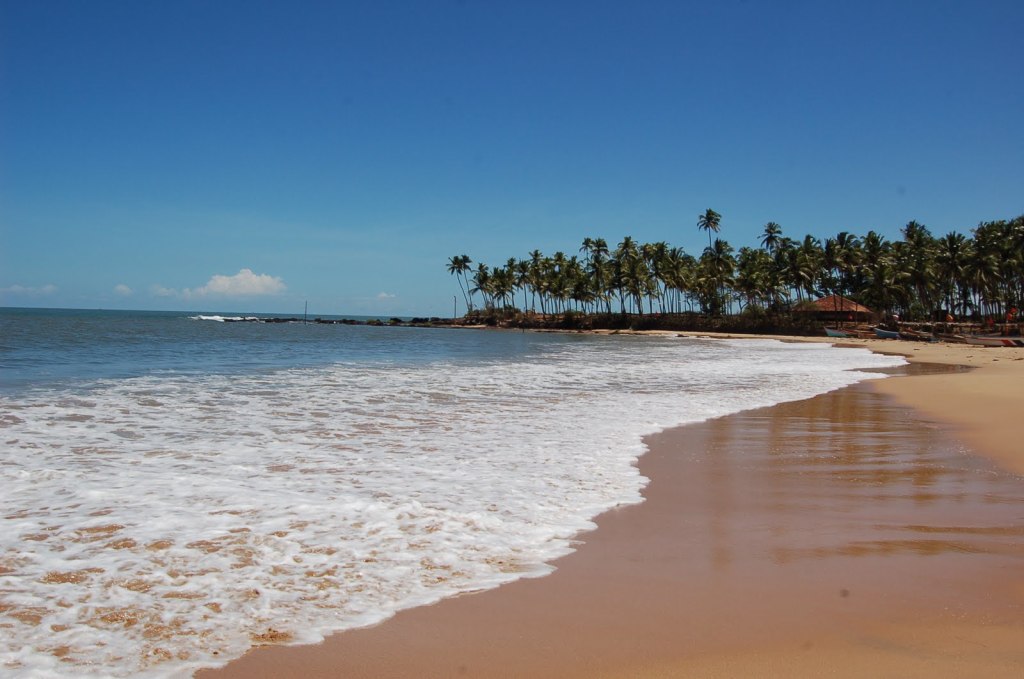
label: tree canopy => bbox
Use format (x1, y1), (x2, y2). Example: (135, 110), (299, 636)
(450, 214), (1024, 323)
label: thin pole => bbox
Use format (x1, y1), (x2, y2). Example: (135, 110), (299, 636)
(304, 301), (308, 325)
(453, 295), (457, 319)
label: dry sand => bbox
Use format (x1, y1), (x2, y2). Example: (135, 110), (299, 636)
(200, 338), (1024, 678)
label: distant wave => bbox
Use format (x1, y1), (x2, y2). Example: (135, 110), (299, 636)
(189, 315), (261, 322)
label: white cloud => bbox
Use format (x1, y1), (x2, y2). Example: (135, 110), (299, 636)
(185, 269), (286, 297)
(151, 284), (177, 297)
(150, 270), (286, 300)
(1, 284), (57, 296)
(114, 284), (133, 296)
(376, 292), (397, 300)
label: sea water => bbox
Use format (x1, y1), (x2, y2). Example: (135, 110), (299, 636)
(0, 308), (905, 677)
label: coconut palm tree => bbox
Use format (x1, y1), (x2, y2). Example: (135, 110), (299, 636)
(614, 237), (641, 313)
(698, 209), (722, 251)
(489, 264), (514, 310)
(966, 226), (1003, 318)
(449, 212), (1024, 326)
(760, 222), (783, 254)
(700, 238), (736, 315)
(447, 255), (473, 313)
(861, 230), (888, 268)
(735, 246), (777, 310)
(858, 231), (895, 314)
(664, 247), (698, 313)
(818, 232), (859, 317)
(935, 232), (971, 318)
(527, 250), (545, 313)
(471, 263), (492, 310)
(593, 260), (615, 313)
(834, 232), (861, 289)
(642, 241), (670, 313)
(515, 259), (531, 312)
(771, 237), (798, 305)
(861, 257), (905, 317)
(582, 238), (614, 314)
(619, 254), (653, 315)
(794, 235), (823, 302)
(899, 220), (937, 316)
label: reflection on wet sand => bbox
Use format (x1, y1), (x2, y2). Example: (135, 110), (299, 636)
(201, 376), (1024, 679)
(692, 385), (1024, 571)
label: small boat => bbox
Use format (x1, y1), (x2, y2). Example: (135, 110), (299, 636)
(962, 335), (1024, 347)
(873, 327), (900, 340)
(898, 329), (937, 342)
(824, 327), (851, 338)
(934, 332), (967, 343)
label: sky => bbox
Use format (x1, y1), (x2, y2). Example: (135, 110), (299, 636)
(2, 0), (1022, 316)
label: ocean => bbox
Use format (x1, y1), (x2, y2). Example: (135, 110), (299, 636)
(0, 308), (906, 677)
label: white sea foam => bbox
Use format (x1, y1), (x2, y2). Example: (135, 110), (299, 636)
(190, 315), (261, 322)
(0, 336), (904, 677)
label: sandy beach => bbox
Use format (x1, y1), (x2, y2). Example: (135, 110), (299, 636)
(200, 338), (1024, 678)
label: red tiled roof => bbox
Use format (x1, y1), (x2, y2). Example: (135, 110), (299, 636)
(808, 295), (873, 313)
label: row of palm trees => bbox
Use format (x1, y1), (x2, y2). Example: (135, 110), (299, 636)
(447, 211), (1024, 322)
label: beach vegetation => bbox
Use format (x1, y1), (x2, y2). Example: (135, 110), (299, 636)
(449, 214), (1024, 333)
(447, 255), (474, 313)
(697, 208), (722, 251)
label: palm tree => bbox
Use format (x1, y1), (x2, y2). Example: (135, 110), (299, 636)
(663, 247), (698, 313)
(1010, 216), (1024, 306)
(501, 257), (520, 310)
(548, 252), (571, 314)
(760, 222), (783, 254)
(735, 247), (760, 311)
(515, 259), (531, 312)
(581, 237), (613, 314)
(859, 231), (895, 315)
(862, 257), (905, 317)
(834, 231), (862, 300)
(471, 263), (492, 310)
(698, 209), (722, 251)
(794, 235), (823, 302)
(735, 246), (776, 310)
(564, 256), (591, 312)
(447, 212), (1024, 327)
(614, 237), (642, 314)
(642, 241), (670, 313)
(447, 254), (473, 313)
(967, 225), (1003, 319)
(861, 230), (888, 269)
(579, 237), (596, 261)
(935, 232), (971, 318)
(899, 220), (937, 316)
(527, 250), (545, 313)
(489, 264), (514, 310)
(772, 237), (798, 305)
(620, 254), (652, 315)
(700, 238), (736, 315)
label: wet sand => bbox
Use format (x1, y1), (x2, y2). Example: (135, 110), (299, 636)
(202, 340), (1024, 678)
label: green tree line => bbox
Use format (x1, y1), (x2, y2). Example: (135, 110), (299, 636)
(448, 211), (1024, 322)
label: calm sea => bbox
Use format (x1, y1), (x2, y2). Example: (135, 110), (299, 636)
(0, 308), (905, 677)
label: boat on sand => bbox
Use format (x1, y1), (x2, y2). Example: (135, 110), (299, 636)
(962, 335), (1024, 347)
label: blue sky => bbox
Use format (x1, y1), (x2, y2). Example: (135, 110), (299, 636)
(2, 0), (1022, 316)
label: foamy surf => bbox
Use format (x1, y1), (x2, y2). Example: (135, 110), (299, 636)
(0, 332), (904, 677)
(189, 315), (262, 322)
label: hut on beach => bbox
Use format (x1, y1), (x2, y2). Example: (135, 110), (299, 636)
(800, 295), (875, 323)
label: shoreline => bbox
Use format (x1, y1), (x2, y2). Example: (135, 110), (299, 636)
(671, 332), (1024, 475)
(199, 338), (1024, 678)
